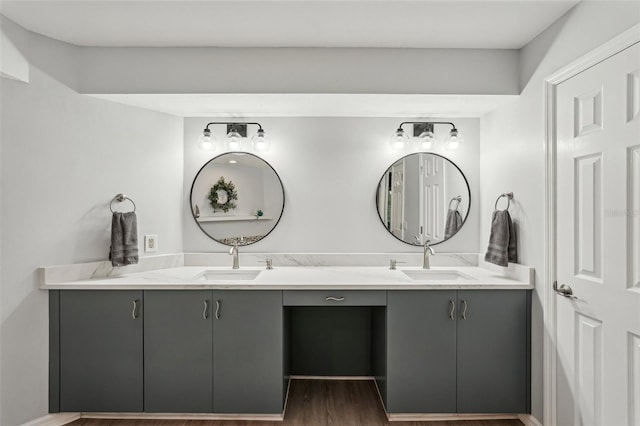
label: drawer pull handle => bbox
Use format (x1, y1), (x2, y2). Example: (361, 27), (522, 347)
(215, 300), (221, 319)
(325, 296), (345, 302)
(203, 300), (209, 320)
(461, 300), (468, 320)
(449, 300), (455, 320)
(131, 300), (140, 319)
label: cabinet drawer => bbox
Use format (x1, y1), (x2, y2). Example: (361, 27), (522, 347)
(283, 290), (386, 306)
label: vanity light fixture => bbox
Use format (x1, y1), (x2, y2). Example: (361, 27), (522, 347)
(444, 127), (464, 150)
(391, 121), (462, 151)
(198, 128), (216, 151)
(390, 127), (410, 150)
(226, 126), (243, 150)
(199, 122), (270, 152)
(415, 123), (436, 150)
(251, 128), (271, 152)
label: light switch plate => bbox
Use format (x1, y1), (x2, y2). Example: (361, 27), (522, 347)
(144, 234), (158, 253)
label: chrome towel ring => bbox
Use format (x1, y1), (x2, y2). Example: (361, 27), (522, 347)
(110, 193), (136, 213)
(448, 195), (462, 210)
(494, 192), (514, 210)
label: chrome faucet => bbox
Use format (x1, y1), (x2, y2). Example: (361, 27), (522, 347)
(229, 242), (239, 269)
(422, 239), (435, 269)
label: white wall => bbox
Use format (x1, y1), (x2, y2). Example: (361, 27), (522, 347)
(79, 47), (518, 96)
(192, 163), (267, 217)
(0, 21), (184, 425)
(479, 1), (640, 421)
(0, 17), (29, 82)
(183, 117), (480, 253)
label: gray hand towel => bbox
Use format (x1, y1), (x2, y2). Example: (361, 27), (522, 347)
(444, 209), (462, 238)
(444, 209), (463, 239)
(484, 210), (517, 267)
(109, 212), (139, 266)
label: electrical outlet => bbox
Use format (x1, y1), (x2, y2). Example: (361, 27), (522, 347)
(144, 234), (158, 253)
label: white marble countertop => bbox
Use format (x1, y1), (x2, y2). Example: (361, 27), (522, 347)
(39, 256), (534, 290)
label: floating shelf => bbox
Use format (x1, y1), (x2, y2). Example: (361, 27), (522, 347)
(197, 215), (273, 223)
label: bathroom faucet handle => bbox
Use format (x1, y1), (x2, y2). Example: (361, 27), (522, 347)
(424, 239), (435, 255)
(260, 258), (274, 270)
(389, 259), (406, 270)
(228, 242), (238, 254)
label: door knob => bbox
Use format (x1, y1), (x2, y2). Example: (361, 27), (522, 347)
(553, 280), (577, 299)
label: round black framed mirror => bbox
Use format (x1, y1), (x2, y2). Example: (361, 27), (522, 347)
(190, 152), (285, 246)
(376, 153), (471, 245)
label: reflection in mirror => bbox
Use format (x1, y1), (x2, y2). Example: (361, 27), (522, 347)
(376, 153), (470, 246)
(190, 152), (285, 246)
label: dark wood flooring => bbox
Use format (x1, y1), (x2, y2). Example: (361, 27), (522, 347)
(68, 379), (524, 426)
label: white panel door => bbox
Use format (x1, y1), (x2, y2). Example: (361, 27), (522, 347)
(421, 154), (444, 242)
(390, 161), (405, 240)
(556, 43), (640, 426)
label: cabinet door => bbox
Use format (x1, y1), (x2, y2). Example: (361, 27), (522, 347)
(386, 290), (457, 413)
(213, 291), (283, 414)
(60, 290), (143, 412)
(456, 290), (529, 413)
(144, 290), (213, 413)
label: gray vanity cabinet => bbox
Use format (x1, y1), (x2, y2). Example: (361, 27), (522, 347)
(386, 290), (457, 413)
(59, 290), (143, 412)
(456, 290), (529, 413)
(386, 289), (530, 414)
(212, 290), (283, 414)
(144, 290), (213, 413)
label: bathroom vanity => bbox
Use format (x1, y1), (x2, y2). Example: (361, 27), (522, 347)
(51, 289), (283, 415)
(41, 255), (533, 420)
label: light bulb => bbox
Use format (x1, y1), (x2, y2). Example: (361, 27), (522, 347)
(390, 128), (408, 150)
(251, 129), (271, 152)
(417, 130), (435, 150)
(226, 129), (243, 150)
(198, 129), (216, 151)
(444, 128), (463, 150)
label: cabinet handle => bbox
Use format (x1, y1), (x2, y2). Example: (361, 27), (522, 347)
(215, 300), (221, 319)
(325, 296), (345, 302)
(461, 300), (468, 320)
(449, 300), (455, 320)
(131, 299), (140, 319)
(203, 300), (209, 320)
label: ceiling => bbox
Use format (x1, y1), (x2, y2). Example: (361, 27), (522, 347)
(1, 0), (579, 49)
(0, 0), (580, 117)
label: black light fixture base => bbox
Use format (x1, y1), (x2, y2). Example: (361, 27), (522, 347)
(413, 123), (434, 137)
(227, 124), (248, 137)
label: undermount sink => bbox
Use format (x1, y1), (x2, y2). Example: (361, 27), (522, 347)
(401, 269), (475, 282)
(196, 269), (262, 281)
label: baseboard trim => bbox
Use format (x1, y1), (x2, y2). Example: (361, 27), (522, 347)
(372, 379), (388, 417)
(387, 413), (520, 422)
(282, 378), (292, 417)
(289, 375), (375, 380)
(369, 378), (527, 424)
(20, 413), (80, 426)
(24, 409), (535, 425)
(518, 413), (543, 426)
(80, 412), (284, 421)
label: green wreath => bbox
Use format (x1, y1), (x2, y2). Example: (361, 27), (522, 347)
(208, 177), (238, 213)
